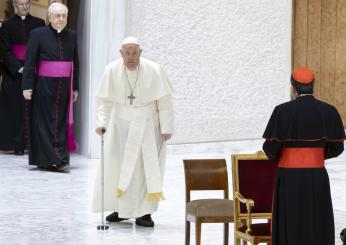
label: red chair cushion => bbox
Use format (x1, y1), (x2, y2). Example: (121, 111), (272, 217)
(238, 160), (276, 213)
(238, 223), (271, 236)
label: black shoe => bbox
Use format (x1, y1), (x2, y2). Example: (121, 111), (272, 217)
(106, 212), (128, 222)
(135, 214), (154, 227)
(36, 165), (58, 171)
(14, 150), (24, 156)
(56, 163), (70, 173)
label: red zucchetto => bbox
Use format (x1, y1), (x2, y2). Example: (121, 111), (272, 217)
(292, 67), (314, 84)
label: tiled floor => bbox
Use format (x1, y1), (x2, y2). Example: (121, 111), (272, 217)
(0, 140), (345, 245)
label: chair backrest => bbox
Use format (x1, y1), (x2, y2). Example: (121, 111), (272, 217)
(232, 152), (276, 215)
(183, 159), (229, 202)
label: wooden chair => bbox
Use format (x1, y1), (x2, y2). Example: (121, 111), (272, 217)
(231, 151), (276, 245)
(183, 159), (234, 245)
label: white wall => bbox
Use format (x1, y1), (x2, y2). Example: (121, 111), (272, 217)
(85, 0), (292, 157)
(128, 0), (292, 143)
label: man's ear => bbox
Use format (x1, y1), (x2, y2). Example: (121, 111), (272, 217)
(119, 49), (123, 57)
(290, 85), (296, 101)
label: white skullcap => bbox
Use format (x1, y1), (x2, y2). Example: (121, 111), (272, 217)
(122, 36), (140, 46)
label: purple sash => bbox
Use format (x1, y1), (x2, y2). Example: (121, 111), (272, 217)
(37, 60), (78, 152)
(11, 44), (27, 61)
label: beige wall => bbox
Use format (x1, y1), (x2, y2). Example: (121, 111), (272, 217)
(0, 0), (6, 21)
(293, 0), (346, 125)
(30, 0), (67, 22)
(0, 0), (66, 23)
(30, 3), (48, 21)
(0, 1), (47, 22)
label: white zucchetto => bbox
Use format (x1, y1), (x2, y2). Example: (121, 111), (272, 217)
(122, 36), (140, 46)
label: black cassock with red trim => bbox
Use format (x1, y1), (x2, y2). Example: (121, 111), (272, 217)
(0, 15), (44, 151)
(22, 25), (79, 166)
(262, 67), (345, 245)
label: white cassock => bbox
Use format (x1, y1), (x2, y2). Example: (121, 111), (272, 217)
(92, 57), (174, 218)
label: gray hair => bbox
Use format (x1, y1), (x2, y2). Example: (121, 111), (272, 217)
(47, 2), (68, 16)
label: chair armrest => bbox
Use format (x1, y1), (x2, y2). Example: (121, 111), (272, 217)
(235, 192), (254, 234)
(235, 192), (254, 207)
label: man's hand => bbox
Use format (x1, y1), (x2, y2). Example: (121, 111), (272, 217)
(96, 127), (106, 135)
(23, 90), (33, 100)
(162, 134), (172, 141)
(73, 91), (78, 102)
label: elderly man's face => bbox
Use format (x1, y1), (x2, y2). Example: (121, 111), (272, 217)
(14, 0), (31, 16)
(120, 44), (142, 70)
(48, 7), (68, 31)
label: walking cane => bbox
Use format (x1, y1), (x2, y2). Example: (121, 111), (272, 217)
(97, 128), (109, 230)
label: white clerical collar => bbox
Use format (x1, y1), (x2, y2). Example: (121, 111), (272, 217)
(297, 94), (313, 98)
(50, 25), (64, 33)
(18, 15), (27, 20)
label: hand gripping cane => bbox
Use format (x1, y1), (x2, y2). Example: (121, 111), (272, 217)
(97, 128), (109, 230)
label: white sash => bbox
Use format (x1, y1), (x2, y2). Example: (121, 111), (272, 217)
(115, 103), (163, 198)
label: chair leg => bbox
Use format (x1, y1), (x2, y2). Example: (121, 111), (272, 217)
(185, 221), (190, 245)
(234, 237), (241, 245)
(234, 224), (240, 245)
(195, 221), (201, 245)
(223, 223), (229, 245)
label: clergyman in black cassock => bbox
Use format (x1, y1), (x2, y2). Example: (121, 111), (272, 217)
(22, 3), (79, 172)
(0, 0), (44, 154)
(262, 67), (345, 245)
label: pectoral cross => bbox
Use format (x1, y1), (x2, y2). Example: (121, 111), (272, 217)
(127, 93), (136, 105)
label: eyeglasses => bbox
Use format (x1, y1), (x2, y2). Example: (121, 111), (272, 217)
(51, 14), (67, 20)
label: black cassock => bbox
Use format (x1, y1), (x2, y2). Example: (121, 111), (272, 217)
(262, 95), (345, 245)
(22, 25), (79, 166)
(0, 15), (44, 151)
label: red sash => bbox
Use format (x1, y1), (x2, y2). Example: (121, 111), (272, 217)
(278, 148), (324, 168)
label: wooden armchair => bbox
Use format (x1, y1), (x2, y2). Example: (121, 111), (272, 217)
(183, 159), (234, 245)
(231, 151), (276, 245)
